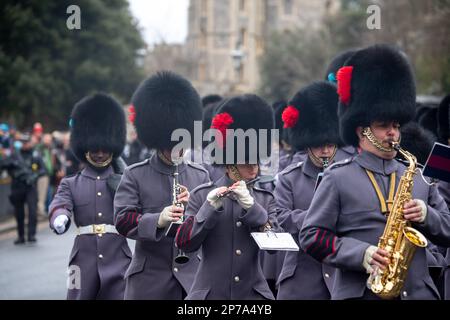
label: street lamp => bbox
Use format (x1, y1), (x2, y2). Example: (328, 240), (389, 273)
(231, 41), (244, 72)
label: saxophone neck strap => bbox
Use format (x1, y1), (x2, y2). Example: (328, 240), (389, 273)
(365, 169), (396, 215)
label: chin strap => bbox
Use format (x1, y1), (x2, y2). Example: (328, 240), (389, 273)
(308, 146), (337, 168)
(85, 152), (113, 168)
(362, 127), (399, 153)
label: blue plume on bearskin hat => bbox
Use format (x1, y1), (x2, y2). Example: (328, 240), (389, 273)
(132, 71), (202, 150)
(70, 93), (126, 162)
(337, 44), (416, 147)
(324, 49), (358, 83)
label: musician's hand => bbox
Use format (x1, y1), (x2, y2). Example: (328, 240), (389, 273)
(158, 205), (184, 228)
(403, 199), (427, 223)
(53, 215), (69, 234)
(231, 180), (254, 210)
(177, 185), (190, 205)
(206, 187), (227, 210)
(362, 245), (390, 274)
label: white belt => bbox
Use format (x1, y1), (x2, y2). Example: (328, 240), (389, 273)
(77, 224), (119, 235)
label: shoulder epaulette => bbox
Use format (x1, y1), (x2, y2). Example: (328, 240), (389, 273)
(280, 161), (303, 175)
(127, 158), (149, 171)
(191, 181), (214, 194)
(253, 185), (275, 196)
(187, 161), (209, 175)
(328, 157), (353, 170)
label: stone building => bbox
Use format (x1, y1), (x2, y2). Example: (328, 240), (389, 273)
(185, 0), (338, 96)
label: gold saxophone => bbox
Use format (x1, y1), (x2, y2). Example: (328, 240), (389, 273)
(368, 141), (428, 299)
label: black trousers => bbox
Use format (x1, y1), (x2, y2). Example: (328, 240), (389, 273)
(12, 186), (38, 239)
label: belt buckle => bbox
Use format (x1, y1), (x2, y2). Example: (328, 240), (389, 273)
(93, 224), (106, 234)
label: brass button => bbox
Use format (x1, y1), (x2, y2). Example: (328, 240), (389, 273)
(235, 249), (242, 256)
(98, 212), (102, 217)
(98, 254), (103, 259)
(97, 176), (100, 180)
(324, 273), (330, 278)
(98, 233), (102, 237)
(402, 291), (408, 297)
(173, 267), (179, 273)
(97, 192), (102, 197)
(234, 276), (240, 282)
(236, 221), (242, 227)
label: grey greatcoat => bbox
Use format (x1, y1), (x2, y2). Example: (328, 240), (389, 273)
(175, 175), (282, 300)
(274, 148), (352, 299)
(299, 151), (450, 300)
(113, 154), (210, 299)
(49, 166), (132, 300)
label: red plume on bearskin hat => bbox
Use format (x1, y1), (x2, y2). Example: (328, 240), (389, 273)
(337, 44), (416, 147)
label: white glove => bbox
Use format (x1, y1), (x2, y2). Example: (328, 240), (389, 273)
(207, 188), (226, 210)
(232, 180), (254, 210)
(417, 199), (428, 223)
(158, 205), (182, 228)
(54, 215), (69, 234)
(362, 245), (378, 274)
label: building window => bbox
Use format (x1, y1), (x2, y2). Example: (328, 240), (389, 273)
(199, 63), (206, 81)
(284, 0), (293, 15)
(239, 0), (246, 11)
(201, 0), (207, 14)
(239, 28), (247, 46)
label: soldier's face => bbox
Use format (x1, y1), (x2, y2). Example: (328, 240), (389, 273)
(359, 121), (400, 159)
(234, 164), (259, 180)
(310, 144), (336, 159)
(89, 150), (112, 163)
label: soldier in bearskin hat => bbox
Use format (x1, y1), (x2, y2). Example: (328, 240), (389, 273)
(113, 71), (210, 300)
(299, 44), (450, 300)
(48, 93), (131, 299)
(174, 94), (282, 300)
(274, 81), (353, 299)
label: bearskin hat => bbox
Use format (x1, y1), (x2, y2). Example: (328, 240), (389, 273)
(324, 49), (358, 83)
(437, 94), (450, 143)
(202, 100), (222, 148)
(210, 94), (274, 164)
(70, 93), (126, 162)
(282, 81), (341, 151)
(416, 103), (438, 137)
(400, 122), (436, 165)
(131, 71), (202, 150)
(202, 94), (223, 108)
(337, 44), (416, 147)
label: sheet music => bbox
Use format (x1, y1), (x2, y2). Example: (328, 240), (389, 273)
(251, 232), (299, 251)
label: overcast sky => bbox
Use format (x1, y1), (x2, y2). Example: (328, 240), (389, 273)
(128, 0), (189, 46)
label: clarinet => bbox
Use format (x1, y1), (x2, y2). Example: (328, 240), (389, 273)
(314, 157), (329, 191)
(172, 163), (190, 264)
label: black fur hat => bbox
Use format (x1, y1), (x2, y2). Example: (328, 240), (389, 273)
(70, 93), (126, 162)
(132, 71), (202, 150)
(283, 81), (341, 151)
(337, 44), (416, 147)
(416, 103), (438, 137)
(202, 101), (222, 148)
(273, 100), (288, 145)
(400, 122), (436, 165)
(210, 94), (274, 164)
(324, 49), (358, 83)
(437, 94), (450, 143)
(202, 94), (223, 108)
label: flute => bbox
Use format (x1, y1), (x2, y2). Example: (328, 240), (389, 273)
(217, 177), (260, 199)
